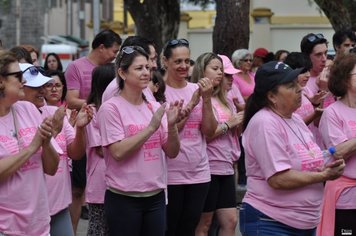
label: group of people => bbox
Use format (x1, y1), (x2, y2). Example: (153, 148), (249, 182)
(0, 27), (355, 236)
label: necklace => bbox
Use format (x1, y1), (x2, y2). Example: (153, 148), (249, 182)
(0, 107), (21, 148)
(272, 109), (315, 158)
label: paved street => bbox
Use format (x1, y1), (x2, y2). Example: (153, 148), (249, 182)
(76, 210), (242, 236)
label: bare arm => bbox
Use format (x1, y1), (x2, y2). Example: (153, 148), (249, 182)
(162, 101), (182, 158)
(0, 135), (42, 182)
(66, 90), (86, 110)
(67, 104), (94, 160)
(108, 104), (166, 161)
(267, 159), (345, 190)
(198, 78), (218, 138)
(39, 117), (59, 175)
(207, 111), (244, 141)
(334, 138), (356, 161)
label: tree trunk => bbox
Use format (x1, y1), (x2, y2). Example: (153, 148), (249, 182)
(213, 0), (250, 58)
(313, 0), (352, 31)
(124, 0), (180, 53)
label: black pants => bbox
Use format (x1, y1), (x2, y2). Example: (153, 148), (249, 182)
(105, 190), (166, 236)
(166, 182), (210, 236)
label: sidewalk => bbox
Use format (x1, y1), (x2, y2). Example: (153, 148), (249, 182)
(76, 210), (243, 236)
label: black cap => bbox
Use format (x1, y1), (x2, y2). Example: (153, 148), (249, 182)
(254, 61), (304, 94)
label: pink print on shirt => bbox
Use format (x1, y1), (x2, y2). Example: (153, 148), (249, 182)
(292, 141), (323, 171)
(126, 123), (162, 162)
(183, 107), (202, 140)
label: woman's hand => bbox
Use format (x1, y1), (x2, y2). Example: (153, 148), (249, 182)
(305, 90), (328, 107)
(322, 159), (345, 181)
(68, 109), (78, 127)
(148, 103), (167, 132)
(75, 103), (94, 128)
(226, 111), (244, 129)
(38, 117), (54, 143)
(166, 100), (183, 127)
(52, 105), (66, 137)
(198, 77), (213, 100)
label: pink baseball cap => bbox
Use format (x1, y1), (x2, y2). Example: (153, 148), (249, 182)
(218, 54), (239, 75)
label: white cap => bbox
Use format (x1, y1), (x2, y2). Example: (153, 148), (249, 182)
(19, 63), (53, 87)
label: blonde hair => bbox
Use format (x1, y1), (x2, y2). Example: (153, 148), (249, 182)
(191, 52), (230, 109)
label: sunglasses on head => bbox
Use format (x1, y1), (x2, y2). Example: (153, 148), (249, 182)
(117, 46), (146, 64)
(22, 66), (45, 76)
(307, 33), (324, 43)
(1, 71), (23, 82)
(167, 39), (189, 47)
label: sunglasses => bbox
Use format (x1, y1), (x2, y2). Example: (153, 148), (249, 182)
(22, 66), (45, 76)
(307, 33), (324, 43)
(1, 71), (23, 82)
(117, 46), (146, 65)
(167, 39), (189, 47)
(243, 59), (253, 62)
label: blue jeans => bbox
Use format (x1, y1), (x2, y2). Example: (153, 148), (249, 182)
(239, 202), (316, 236)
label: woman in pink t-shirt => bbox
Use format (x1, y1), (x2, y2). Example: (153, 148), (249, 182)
(161, 39), (218, 236)
(193, 53), (243, 236)
(231, 49), (255, 101)
(21, 63), (93, 236)
(85, 63), (115, 236)
(98, 46), (181, 236)
(240, 61), (345, 235)
(318, 53), (356, 236)
(0, 51), (59, 235)
(284, 52), (324, 126)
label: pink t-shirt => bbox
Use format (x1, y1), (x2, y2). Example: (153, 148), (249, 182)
(0, 101), (51, 236)
(227, 84), (245, 105)
(164, 82), (210, 184)
(98, 96), (168, 192)
(65, 57), (96, 100)
(242, 108), (325, 229)
(102, 79), (155, 103)
(232, 72), (255, 98)
(41, 106), (75, 216)
(207, 98), (240, 175)
(85, 108), (106, 203)
(319, 100), (356, 209)
(304, 76), (336, 109)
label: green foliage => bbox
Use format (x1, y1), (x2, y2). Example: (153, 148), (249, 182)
(0, 0), (10, 11)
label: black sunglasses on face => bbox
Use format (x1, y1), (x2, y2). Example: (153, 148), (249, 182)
(307, 33), (324, 43)
(167, 39), (189, 47)
(1, 71), (23, 82)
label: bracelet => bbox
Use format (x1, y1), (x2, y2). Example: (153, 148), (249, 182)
(224, 122), (230, 130)
(220, 123), (228, 135)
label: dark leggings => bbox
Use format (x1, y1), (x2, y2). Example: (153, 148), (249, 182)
(166, 182), (210, 236)
(105, 190), (166, 236)
(334, 209), (356, 236)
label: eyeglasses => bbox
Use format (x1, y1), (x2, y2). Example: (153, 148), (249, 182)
(117, 46), (146, 65)
(243, 59), (253, 62)
(167, 39), (189, 47)
(44, 83), (63, 90)
(307, 33), (324, 43)
(1, 71), (23, 82)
